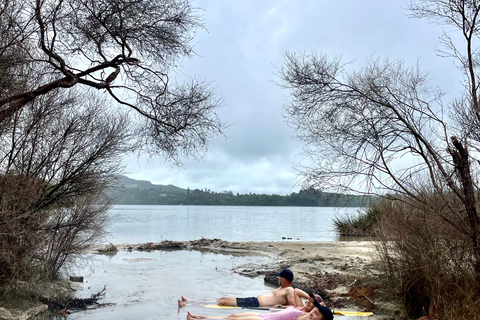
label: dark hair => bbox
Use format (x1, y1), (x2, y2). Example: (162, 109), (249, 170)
(313, 300), (334, 320)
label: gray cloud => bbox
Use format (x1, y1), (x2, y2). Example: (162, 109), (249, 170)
(127, 0), (463, 195)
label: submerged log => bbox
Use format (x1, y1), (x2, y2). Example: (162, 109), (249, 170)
(58, 285), (115, 316)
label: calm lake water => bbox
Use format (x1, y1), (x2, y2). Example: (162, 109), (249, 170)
(64, 205), (369, 320)
(104, 205), (362, 243)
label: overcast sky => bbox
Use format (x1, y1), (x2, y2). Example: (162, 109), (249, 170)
(125, 0), (463, 195)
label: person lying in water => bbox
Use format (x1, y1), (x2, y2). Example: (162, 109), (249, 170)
(179, 289), (322, 308)
(179, 269), (301, 308)
(185, 298), (334, 320)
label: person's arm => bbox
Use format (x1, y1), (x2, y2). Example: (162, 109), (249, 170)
(286, 288), (299, 306)
(294, 288), (309, 300)
(292, 288), (309, 307)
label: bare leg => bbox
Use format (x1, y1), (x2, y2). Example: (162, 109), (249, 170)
(179, 295), (217, 308)
(187, 312), (227, 319)
(180, 295), (216, 304)
(227, 313), (262, 319)
(187, 312), (263, 320)
(217, 297), (238, 306)
(178, 300), (187, 307)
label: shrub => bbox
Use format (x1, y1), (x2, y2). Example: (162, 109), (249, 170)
(0, 93), (128, 286)
(333, 201), (383, 237)
(374, 197), (480, 319)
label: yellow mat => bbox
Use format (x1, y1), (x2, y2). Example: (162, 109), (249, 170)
(334, 310), (374, 316)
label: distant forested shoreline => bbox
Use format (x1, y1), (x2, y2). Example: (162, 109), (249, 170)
(108, 176), (373, 207)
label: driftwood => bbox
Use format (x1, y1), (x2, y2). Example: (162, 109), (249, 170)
(58, 285), (115, 318)
(132, 238), (223, 251)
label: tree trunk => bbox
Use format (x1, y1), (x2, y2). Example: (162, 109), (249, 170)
(449, 136), (480, 296)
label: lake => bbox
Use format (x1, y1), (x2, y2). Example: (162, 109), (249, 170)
(64, 205), (367, 320)
(104, 205), (362, 243)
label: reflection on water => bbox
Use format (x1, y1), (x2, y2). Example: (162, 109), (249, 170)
(64, 250), (275, 320)
(62, 249), (375, 320)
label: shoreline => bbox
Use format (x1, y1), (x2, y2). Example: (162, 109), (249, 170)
(0, 239), (391, 320)
(95, 238), (376, 273)
(93, 239), (376, 286)
(93, 238), (387, 317)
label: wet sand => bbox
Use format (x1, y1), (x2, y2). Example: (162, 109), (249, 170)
(107, 239), (376, 277)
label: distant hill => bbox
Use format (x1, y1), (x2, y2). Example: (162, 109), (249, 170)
(108, 176), (374, 207)
(118, 175), (187, 193)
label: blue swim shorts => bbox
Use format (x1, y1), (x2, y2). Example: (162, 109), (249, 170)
(236, 297), (260, 308)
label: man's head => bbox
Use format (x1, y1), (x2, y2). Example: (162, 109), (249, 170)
(310, 300), (334, 320)
(275, 268), (293, 282)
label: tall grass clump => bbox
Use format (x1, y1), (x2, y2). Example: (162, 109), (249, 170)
(334, 201), (383, 237)
(375, 196), (480, 320)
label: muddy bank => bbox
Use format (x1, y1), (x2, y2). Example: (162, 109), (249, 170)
(0, 280), (81, 320)
(95, 238), (376, 286)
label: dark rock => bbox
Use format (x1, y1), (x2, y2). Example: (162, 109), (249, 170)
(69, 276), (84, 283)
(153, 241), (186, 249)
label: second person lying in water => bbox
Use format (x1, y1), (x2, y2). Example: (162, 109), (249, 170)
(186, 295), (334, 320)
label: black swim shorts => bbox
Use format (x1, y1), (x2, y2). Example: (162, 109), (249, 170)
(236, 297), (260, 308)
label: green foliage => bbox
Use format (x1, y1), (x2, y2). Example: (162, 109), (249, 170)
(0, 279), (72, 311)
(333, 202), (381, 236)
(0, 286), (39, 310)
(109, 177), (373, 207)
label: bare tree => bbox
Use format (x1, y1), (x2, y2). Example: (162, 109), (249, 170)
(43, 193), (111, 280)
(0, 0), (224, 287)
(0, 89), (132, 283)
(0, 0), (224, 163)
(278, 0), (480, 296)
